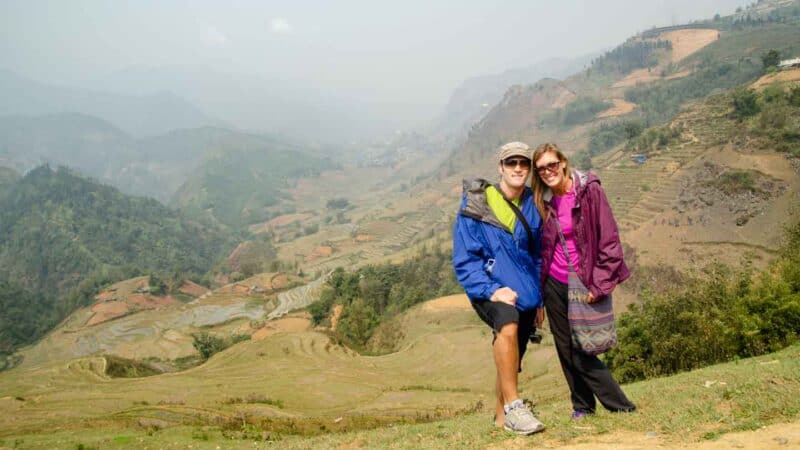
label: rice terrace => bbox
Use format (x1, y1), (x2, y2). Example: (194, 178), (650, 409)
(2, 0), (800, 448)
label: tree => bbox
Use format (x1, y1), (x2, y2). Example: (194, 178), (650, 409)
(731, 88), (760, 120)
(761, 49), (781, 69)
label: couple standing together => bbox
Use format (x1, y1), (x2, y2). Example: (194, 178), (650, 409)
(452, 141), (636, 435)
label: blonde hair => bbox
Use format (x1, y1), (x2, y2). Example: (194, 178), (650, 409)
(531, 143), (571, 220)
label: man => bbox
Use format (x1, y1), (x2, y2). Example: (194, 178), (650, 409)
(453, 141), (545, 435)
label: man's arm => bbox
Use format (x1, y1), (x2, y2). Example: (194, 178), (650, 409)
(452, 214), (503, 301)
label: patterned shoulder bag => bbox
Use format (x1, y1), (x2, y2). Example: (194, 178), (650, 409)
(553, 216), (617, 355)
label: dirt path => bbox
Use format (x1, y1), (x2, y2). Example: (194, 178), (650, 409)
(490, 420), (800, 449)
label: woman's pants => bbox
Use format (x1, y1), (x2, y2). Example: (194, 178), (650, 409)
(543, 276), (636, 413)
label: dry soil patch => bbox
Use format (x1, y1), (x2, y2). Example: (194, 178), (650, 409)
(252, 316), (312, 340)
(662, 28), (719, 62)
(490, 419), (800, 449)
(751, 67), (800, 90)
(597, 98), (637, 118)
(421, 294), (471, 313)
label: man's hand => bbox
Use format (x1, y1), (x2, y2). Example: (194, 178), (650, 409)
(535, 307), (545, 327)
(490, 287), (518, 306)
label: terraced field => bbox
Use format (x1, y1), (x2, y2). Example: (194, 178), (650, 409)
(0, 295), (567, 441)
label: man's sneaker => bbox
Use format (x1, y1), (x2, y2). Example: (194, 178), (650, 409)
(503, 399), (545, 435)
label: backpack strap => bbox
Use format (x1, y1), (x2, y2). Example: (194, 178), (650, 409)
(494, 184), (535, 255)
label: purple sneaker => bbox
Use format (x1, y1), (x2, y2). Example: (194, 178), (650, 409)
(570, 410), (592, 420)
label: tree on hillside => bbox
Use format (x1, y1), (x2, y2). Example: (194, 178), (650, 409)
(731, 88), (760, 120)
(761, 49), (781, 69)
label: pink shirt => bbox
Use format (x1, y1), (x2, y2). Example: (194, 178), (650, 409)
(549, 188), (580, 284)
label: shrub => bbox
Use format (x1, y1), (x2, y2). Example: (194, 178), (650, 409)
(562, 97), (612, 126)
(761, 49), (781, 69)
(606, 218), (800, 382)
(731, 88), (760, 120)
(191, 332), (229, 360)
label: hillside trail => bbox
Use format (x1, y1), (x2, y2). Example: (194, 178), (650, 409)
(490, 419), (800, 449)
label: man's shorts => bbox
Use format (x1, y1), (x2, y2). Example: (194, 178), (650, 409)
(471, 300), (536, 371)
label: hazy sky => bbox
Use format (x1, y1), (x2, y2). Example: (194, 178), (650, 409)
(1, 0), (747, 128)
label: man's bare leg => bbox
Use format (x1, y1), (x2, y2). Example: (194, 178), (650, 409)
(495, 370), (504, 426)
(493, 322), (520, 415)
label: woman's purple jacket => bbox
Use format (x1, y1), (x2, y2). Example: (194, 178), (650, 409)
(540, 170), (630, 299)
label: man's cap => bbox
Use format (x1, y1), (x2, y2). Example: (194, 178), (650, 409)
(497, 141), (531, 162)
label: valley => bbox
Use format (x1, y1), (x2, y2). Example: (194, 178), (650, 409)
(1, 1), (800, 448)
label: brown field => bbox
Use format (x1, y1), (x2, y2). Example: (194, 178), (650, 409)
(421, 294), (471, 313)
(597, 98), (637, 118)
(178, 280), (210, 298)
(613, 29), (719, 88)
(85, 301), (129, 326)
(751, 67), (800, 89)
(662, 28), (719, 62)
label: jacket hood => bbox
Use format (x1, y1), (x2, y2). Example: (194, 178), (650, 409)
(460, 178), (531, 231)
(542, 169), (598, 204)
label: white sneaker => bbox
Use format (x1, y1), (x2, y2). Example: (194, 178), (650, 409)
(503, 399), (545, 435)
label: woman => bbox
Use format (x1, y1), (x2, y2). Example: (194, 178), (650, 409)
(531, 142), (635, 419)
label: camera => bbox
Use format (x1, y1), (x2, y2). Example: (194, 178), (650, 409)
(529, 328), (543, 344)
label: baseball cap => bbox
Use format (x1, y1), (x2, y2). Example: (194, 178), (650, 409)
(497, 141), (531, 162)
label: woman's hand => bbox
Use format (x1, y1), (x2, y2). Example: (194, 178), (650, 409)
(586, 292), (595, 303)
(535, 307), (545, 327)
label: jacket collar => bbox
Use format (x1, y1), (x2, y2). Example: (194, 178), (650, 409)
(460, 178), (530, 231)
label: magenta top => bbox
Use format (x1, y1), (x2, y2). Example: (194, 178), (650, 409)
(549, 188), (580, 284)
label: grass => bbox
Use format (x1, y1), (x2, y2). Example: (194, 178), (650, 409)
(1, 342), (797, 449)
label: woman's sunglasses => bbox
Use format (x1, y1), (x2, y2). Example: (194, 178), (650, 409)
(535, 161), (561, 175)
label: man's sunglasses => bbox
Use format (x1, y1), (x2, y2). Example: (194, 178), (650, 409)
(502, 158), (531, 169)
(535, 161), (561, 175)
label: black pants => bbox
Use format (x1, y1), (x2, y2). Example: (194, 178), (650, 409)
(543, 276), (636, 413)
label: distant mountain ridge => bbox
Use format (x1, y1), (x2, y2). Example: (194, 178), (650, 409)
(436, 55), (595, 137)
(0, 113), (328, 210)
(0, 69), (226, 137)
(0, 165), (237, 357)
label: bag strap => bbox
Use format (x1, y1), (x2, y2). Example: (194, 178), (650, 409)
(494, 184), (535, 256)
(552, 212), (578, 273)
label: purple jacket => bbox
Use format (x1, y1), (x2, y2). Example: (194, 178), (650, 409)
(540, 170), (630, 299)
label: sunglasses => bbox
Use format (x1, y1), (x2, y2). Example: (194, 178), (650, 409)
(535, 160), (561, 175)
(502, 158), (531, 169)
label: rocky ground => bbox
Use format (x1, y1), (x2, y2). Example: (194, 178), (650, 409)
(676, 161), (786, 226)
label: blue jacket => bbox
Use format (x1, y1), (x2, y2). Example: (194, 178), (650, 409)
(452, 179), (543, 311)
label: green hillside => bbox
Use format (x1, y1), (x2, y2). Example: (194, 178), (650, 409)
(0, 167), (19, 193)
(0, 165), (237, 358)
(171, 145), (333, 229)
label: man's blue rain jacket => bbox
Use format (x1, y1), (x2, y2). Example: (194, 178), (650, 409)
(452, 178), (543, 311)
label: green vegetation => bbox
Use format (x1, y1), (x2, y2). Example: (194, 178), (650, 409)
(325, 198), (350, 209)
(625, 123), (683, 155)
(624, 60), (762, 124)
(191, 332), (250, 360)
(561, 97), (612, 126)
(735, 84), (800, 156)
(624, 22), (800, 126)
(606, 217), (800, 382)
(310, 245), (461, 352)
(0, 166), (236, 359)
(761, 49), (781, 69)
(172, 145), (332, 229)
(731, 88), (761, 119)
(708, 169), (759, 195)
(587, 120), (645, 156)
(591, 40), (672, 75)
(104, 355), (162, 378)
